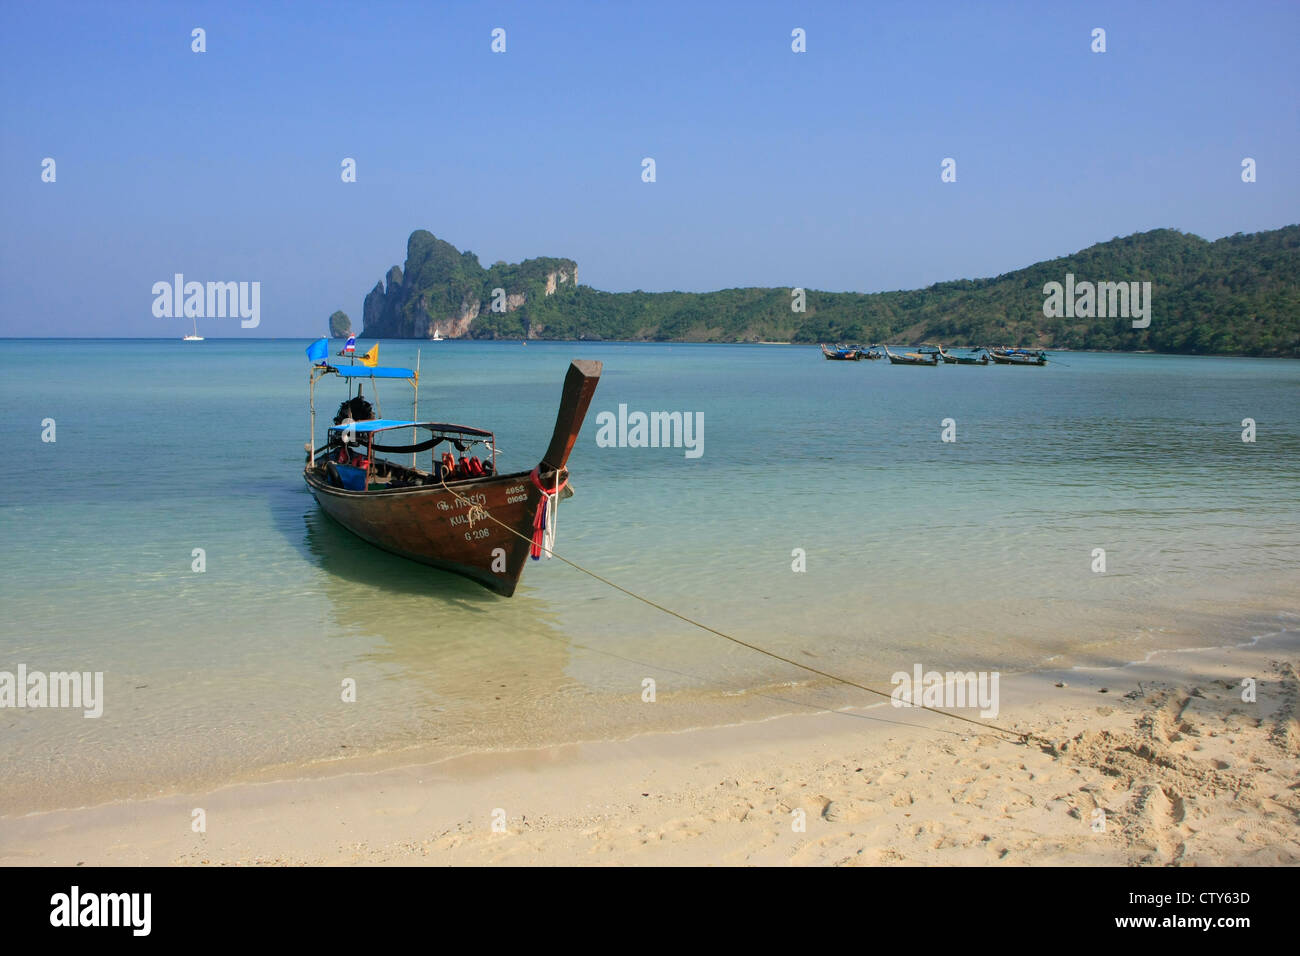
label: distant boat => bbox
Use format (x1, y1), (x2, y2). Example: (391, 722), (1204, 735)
(820, 344), (863, 361)
(990, 347), (1047, 366)
(937, 346), (989, 365)
(883, 345), (939, 366)
(183, 316), (203, 341)
(432, 329), (444, 341)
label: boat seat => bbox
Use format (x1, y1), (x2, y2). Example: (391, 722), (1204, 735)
(333, 464), (368, 491)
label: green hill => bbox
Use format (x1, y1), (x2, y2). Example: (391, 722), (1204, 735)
(355, 226), (1300, 356)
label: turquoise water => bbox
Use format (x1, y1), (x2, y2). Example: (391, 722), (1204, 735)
(1, 340), (1297, 813)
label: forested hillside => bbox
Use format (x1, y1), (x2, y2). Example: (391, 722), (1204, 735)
(353, 226), (1299, 356)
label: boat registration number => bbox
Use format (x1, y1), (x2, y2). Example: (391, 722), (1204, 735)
(438, 493), (488, 512)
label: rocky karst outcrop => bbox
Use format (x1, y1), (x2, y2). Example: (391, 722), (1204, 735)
(359, 230), (577, 339)
(328, 310), (352, 337)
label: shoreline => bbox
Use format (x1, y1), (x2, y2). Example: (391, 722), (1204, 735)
(2, 580), (1292, 819)
(3, 566), (1295, 822)
(4, 624), (1295, 866)
(1, 337), (1296, 359)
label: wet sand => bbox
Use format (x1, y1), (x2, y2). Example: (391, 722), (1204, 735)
(3, 626), (1296, 866)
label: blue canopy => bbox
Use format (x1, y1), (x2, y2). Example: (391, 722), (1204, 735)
(329, 365), (416, 379)
(328, 419), (420, 433)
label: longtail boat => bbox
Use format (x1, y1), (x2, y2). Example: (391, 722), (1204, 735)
(883, 345), (939, 366)
(862, 344), (885, 360)
(990, 347), (1047, 366)
(937, 346), (989, 365)
(302, 347), (602, 596)
(820, 344), (863, 361)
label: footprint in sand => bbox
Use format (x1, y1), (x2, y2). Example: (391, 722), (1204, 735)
(1134, 784), (1189, 864)
(823, 799), (885, 823)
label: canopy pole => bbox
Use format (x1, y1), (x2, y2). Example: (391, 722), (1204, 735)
(308, 369), (316, 466)
(413, 349), (421, 468)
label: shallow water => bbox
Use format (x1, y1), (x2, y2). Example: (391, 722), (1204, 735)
(1, 340), (1296, 813)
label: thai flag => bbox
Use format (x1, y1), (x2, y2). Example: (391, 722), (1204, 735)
(343, 334), (356, 353)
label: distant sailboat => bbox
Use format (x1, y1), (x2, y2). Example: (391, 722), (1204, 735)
(432, 328), (444, 341)
(183, 316), (203, 341)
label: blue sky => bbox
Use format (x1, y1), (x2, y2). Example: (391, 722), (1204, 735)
(1, 0), (1296, 337)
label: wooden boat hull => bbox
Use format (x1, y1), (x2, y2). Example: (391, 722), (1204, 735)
(886, 354), (938, 365)
(305, 468), (549, 596)
(304, 359), (601, 596)
(990, 353), (1046, 365)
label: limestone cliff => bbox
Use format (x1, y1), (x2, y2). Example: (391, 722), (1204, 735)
(359, 230), (577, 339)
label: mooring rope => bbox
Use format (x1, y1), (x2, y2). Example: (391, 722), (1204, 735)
(438, 475), (1043, 746)
(533, 626), (972, 739)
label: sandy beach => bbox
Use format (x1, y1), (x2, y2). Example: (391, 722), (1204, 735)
(4, 0), (1298, 889)
(3, 627), (1295, 867)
